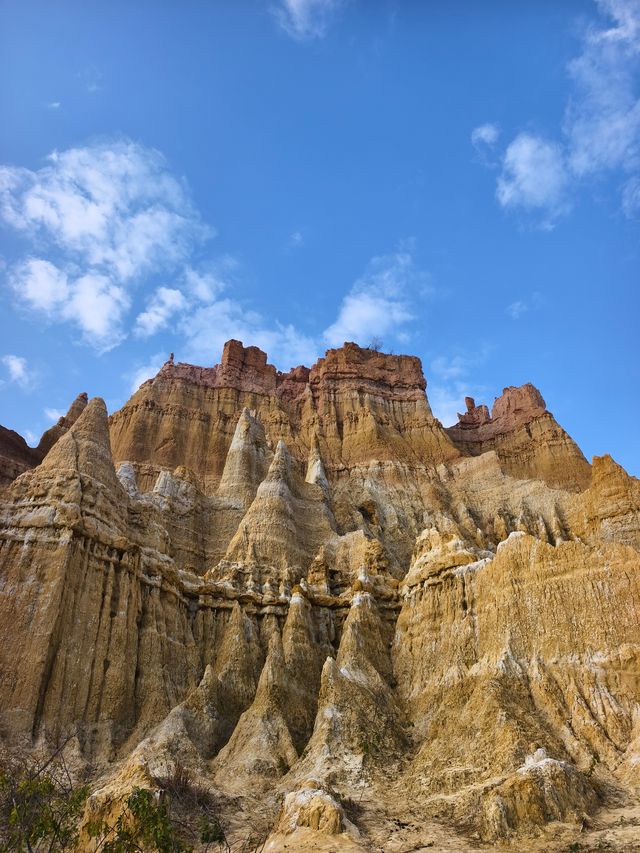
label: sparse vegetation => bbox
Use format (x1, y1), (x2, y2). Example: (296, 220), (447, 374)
(0, 745), (241, 852)
(87, 787), (189, 852)
(150, 762), (228, 850)
(0, 737), (89, 852)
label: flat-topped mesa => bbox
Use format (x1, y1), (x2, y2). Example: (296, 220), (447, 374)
(446, 383), (591, 491)
(109, 340), (451, 492)
(309, 341), (429, 404)
(153, 339), (311, 399)
(151, 340), (425, 403)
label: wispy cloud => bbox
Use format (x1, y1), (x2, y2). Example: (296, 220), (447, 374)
(471, 123), (501, 165)
(427, 349), (491, 426)
(127, 245), (431, 385)
(476, 0), (640, 224)
(183, 264), (228, 302)
(0, 139), (211, 350)
(430, 354), (469, 381)
(44, 407), (65, 422)
(505, 291), (543, 320)
(273, 0), (346, 40)
(471, 123), (500, 148)
(566, 0), (640, 178)
(1, 355), (33, 389)
(134, 287), (187, 338)
(287, 229), (304, 248)
(46, 101), (61, 110)
(496, 134), (569, 224)
(181, 300), (319, 370)
(128, 353), (167, 394)
(323, 250), (424, 348)
(0, 139), (432, 385)
(506, 300), (529, 319)
(79, 66), (103, 93)
(429, 384), (473, 428)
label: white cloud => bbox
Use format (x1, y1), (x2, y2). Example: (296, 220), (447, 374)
(24, 429), (38, 445)
(323, 251), (418, 348)
(480, 0), (640, 222)
(131, 262), (234, 342)
(429, 383), (472, 428)
(134, 286), (187, 338)
(0, 139), (211, 349)
(273, 0), (345, 40)
(0, 140), (208, 281)
(2, 355), (31, 388)
(565, 0), (640, 177)
(174, 247), (429, 369)
(471, 123), (500, 150)
(9, 260), (129, 349)
(129, 353), (166, 393)
(10, 258), (69, 312)
(430, 354), (469, 381)
(62, 273), (130, 346)
(496, 133), (569, 218)
(183, 265), (227, 302)
(176, 247), (429, 370)
(182, 299), (319, 370)
(47, 101), (61, 110)
(427, 346), (492, 426)
(506, 300), (529, 319)
(288, 229), (304, 248)
(44, 407), (65, 422)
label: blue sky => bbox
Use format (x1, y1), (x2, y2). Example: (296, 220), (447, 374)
(0, 0), (638, 475)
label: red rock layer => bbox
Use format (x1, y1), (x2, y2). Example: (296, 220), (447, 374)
(0, 392), (88, 489)
(109, 341), (456, 493)
(0, 426), (41, 489)
(446, 384), (591, 490)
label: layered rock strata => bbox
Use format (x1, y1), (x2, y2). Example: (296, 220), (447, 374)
(0, 340), (638, 852)
(446, 385), (591, 490)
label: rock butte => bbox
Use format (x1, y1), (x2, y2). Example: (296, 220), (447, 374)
(0, 340), (638, 852)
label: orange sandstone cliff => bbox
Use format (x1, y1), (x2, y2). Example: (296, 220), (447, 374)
(0, 341), (638, 851)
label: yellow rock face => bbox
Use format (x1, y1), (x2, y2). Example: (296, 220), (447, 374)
(0, 340), (638, 851)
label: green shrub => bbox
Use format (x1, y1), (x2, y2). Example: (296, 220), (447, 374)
(88, 787), (188, 852)
(0, 742), (89, 852)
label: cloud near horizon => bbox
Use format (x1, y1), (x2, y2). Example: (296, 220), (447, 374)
(1, 138), (430, 381)
(0, 139), (210, 350)
(323, 250), (420, 349)
(427, 347), (493, 427)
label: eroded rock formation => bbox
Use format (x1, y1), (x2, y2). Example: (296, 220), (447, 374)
(0, 340), (638, 851)
(0, 391), (87, 489)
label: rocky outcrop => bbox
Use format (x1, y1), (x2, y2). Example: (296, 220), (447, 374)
(108, 341), (459, 493)
(0, 392), (88, 489)
(0, 340), (638, 851)
(0, 425), (40, 489)
(447, 385), (591, 490)
(36, 392), (88, 456)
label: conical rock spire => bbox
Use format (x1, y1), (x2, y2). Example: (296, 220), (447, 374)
(217, 408), (272, 508)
